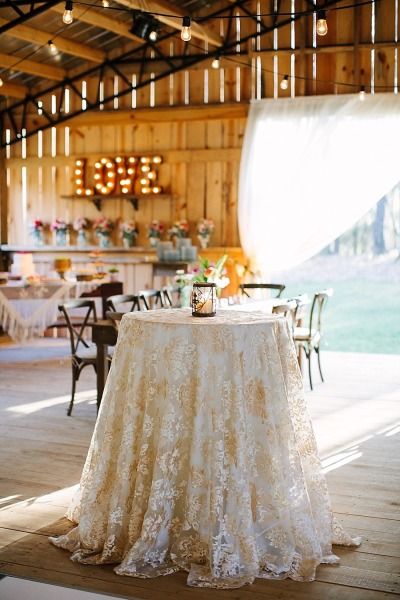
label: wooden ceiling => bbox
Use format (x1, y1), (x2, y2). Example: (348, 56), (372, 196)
(0, 0), (398, 148)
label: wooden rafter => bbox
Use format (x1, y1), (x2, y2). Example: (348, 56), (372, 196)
(0, 81), (28, 98)
(113, 0), (222, 47)
(0, 52), (66, 80)
(0, 17), (106, 63)
(50, 4), (144, 44)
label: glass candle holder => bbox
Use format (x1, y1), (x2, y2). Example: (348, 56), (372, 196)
(191, 282), (216, 317)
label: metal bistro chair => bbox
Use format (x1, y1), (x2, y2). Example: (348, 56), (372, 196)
(240, 283), (286, 299)
(293, 289), (333, 390)
(58, 299), (99, 416)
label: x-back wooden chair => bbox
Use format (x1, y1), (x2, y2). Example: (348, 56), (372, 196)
(58, 299), (98, 416)
(240, 283), (286, 299)
(293, 289), (333, 390)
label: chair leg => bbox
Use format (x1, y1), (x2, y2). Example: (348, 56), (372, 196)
(307, 349), (313, 391)
(316, 346), (324, 382)
(67, 365), (78, 416)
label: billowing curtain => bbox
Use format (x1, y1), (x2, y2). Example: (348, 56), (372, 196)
(238, 93), (400, 276)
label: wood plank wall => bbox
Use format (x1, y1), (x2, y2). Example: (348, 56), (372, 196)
(3, 0), (399, 246)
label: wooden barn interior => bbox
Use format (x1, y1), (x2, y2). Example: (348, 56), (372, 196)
(0, 0), (399, 599)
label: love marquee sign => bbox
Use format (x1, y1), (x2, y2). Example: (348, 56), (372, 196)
(74, 154), (163, 197)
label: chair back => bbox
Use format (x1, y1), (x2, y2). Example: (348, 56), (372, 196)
(58, 299), (97, 356)
(309, 289), (333, 335)
(240, 283), (286, 298)
(80, 281), (123, 319)
(162, 285), (180, 307)
(106, 294), (140, 313)
(138, 289), (165, 310)
(105, 310), (125, 331)
(272, 299), (297, 328)
(290, 294), (311, 327)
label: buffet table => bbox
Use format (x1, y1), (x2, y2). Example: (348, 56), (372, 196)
(51, 309), (359, 588)
(0, 280), (100, 342)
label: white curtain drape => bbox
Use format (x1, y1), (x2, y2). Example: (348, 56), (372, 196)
(238, 93), (400, 276)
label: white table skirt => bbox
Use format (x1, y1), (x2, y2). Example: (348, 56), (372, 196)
(51, 309), (359, 588)
(0, 281), (102, 342)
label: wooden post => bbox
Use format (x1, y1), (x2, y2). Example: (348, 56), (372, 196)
(0, 136), (8, 246)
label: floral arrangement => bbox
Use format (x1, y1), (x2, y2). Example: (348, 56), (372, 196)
(147, 220), (164, 239)
(120, 220), (138, 241)
(51, 218), (69, 232)
(192, 254), (230, 290)
(197, 218), (214, 238)
(30, 219), (44, 233)
(168, 219), (189, 239)
(73, 217), (89, 231)
(93, 216), (114, 236)
(175, 254), (230, 291)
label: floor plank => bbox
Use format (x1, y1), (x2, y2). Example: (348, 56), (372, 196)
(1, 346), (400, 599)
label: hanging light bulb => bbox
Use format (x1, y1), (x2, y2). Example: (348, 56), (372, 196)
(316, 10), (328, 36)
(211, 56), (220, 69)
(102, 0), (109, 7)
(0, 77), (3, 87)
(62, 0), (73, 25)
(280, 74), (289, 90)
(48, 40), (58, 55)
(181, 16), (191, 42)
(149, 28), (158, 42)
(359, 86), (366, 101)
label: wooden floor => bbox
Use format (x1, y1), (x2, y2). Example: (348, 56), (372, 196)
(0, 342), (399, 599)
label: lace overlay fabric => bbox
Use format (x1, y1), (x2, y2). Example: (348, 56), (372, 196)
(50, 309), (360, 588)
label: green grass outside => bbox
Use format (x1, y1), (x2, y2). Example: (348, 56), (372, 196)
(283, 281), (400, 354)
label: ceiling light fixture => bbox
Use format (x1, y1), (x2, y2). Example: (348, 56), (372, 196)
(0, 77), (3, 87)
(130, 11), (160, 42)
(63, 0), (73, 24)
(181, 16), (191, 41)
(102, 0), (109, 7)
(316, 10), (328, 36)
(211, 56), (220, 69)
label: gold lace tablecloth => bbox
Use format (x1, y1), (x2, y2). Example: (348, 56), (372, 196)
(51, 308), (359, 588)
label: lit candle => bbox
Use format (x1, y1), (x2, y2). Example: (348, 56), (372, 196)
(192, 283), (216, 317)
(199, 298), (213, 314)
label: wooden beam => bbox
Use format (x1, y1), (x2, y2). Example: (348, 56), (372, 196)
(91, 40), (400, 77)
(16, 104), (247, 134)
(50, 4), (144, 45)
(6, 146), (243, 167)
(0, 52), (65, 81)
(0, 102), (7, 245)
(0, 17), (106, 64)
(113, 0), (222, 47)
(59, 102), (247, 126)
(0, 81), (28, 99)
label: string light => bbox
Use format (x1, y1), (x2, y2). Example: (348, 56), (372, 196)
(211, 57), (220, 69)
(316, 10), (328, 36)
(359, 85), (366, 100)
(181, 16), (191, 41)
(48, 40), (58, 55)
(280, 74), (289, 90)
(63, 0), (74, 24)
(149, 29), (158, 42)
